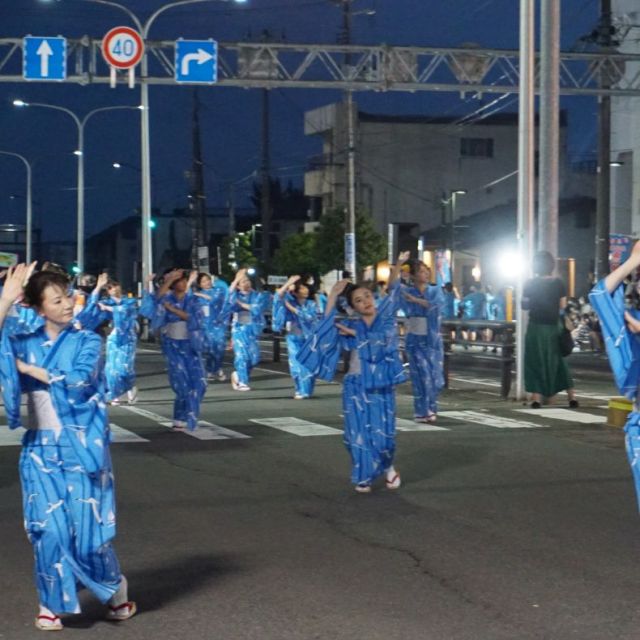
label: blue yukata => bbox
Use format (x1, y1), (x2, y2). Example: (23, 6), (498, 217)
(195, 288), (229, 376)
(590, 280), (640, 512)
(442, 291), (458, 320)
(401, 284), (445, 418)
(227, 290), (267, 386)
(102, 298), (138, 400)
(156, 291), (206, 430)
(0, 325), (122, 614)
(272, 294), (318, 397)
(299, 282), (407, 486)
(461, 291), (487, 320)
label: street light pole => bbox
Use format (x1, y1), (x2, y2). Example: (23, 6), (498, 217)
(81, 0), (247, 291)
(0, 151), (32, 262)
(13, 100), (140, 272)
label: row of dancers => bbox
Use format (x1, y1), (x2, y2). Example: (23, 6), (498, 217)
(0, 252), (452, 630)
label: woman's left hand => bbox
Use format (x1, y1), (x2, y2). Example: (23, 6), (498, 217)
(624, 311), (640, 334)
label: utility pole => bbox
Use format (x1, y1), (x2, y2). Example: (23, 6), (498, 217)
(538, 0), (560, 257)
(260, 87), (272, 266)
(340, 0), (357, 278)
(595, 0), (614, 280)
(515, 0), (536, 401)
(190, 89), (207, 270)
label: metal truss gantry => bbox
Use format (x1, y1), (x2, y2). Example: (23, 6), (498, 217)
(1, 38), (640, 95)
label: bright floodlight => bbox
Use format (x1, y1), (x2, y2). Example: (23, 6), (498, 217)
(73, 150), (82, 156)
(247, 267), (256, 275)
(112, 162), (122, 169)
(471, 265), (481, 281)
(497, 250), (525, 280)
(13, 99), (27, 107)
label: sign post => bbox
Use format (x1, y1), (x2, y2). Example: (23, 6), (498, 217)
(101, 26), (144, 88)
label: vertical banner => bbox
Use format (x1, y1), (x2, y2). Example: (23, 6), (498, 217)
(387, 223), (398, 263)
(609, 234), (632, 270)
(344, 233), (355, 277)
(435, 250), (451, 287)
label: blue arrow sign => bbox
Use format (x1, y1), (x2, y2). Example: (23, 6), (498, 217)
(175, 39), (217, 84)
(23, 36), (66, 81)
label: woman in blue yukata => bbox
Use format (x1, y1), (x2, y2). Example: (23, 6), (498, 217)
(227, 267), (268, 392)
(401, 261), (445, 423)
(299, 252), (410, 494)
(193, 272), (229, 382)
(0, 264), (135, 632)
(590, 240), (640, 511)
(79, 274), (139, 406)
(272, 274), (319, 399)
(155, 268), (206, 430)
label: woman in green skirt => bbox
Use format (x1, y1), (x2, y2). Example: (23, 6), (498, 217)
(523, 251), (578, 409)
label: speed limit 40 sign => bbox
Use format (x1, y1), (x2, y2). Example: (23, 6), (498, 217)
(102, 26), (144, 69)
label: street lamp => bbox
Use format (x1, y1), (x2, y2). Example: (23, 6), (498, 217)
(78, 0), (248, 291)
(0, 150), (33, 262)
(12, 100), (141, 273)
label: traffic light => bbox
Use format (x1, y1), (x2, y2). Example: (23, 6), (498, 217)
(71, 264), (81, 275)
(148, 219), (157, 229)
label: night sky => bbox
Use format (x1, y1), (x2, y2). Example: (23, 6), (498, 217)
(0, 0), (600, 243)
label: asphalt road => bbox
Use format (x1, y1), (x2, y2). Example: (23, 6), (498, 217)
(1, 345), (638, 640)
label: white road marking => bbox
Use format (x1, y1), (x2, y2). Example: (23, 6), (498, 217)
(516, 409), (605, 424)
(450, 376), (501, 388)
(250, 417), (342, 436)
(120, 406), (250, 439)
(109, 423), (149, 443)
(438, 410), (547, 429)
(0, 424), (147, 446)
(396, 418), (449, 432)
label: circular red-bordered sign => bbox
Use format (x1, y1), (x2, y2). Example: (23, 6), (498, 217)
(102, 26), (144, 69)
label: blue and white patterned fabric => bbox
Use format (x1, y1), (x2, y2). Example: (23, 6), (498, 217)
(195, 288), (229, 376)
(299, 282), (407, 486)
(590, 279), (640, 511)
(0, 325), (122, 613)
(272, 294), (318, 397)
(103, 297), (138, 400)
(401, 284), (445, 418)
(226, 290), (268, 386)
(158, 291), (206, 430)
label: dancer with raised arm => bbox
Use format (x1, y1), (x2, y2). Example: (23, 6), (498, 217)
(273, 275), (319, 399)
(590, 240), (640, 510)
(194, 272), (229, 382)
(299, 252), (410, 493)
(227, 268), (267, 391)
(0, 264), (135, 631)
(156, 269), (206, 430)
(401, 261), (445, 423)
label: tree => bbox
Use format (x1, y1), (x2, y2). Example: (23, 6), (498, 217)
(218, 232), (258, 282)
(313, 207), (386, 276)
(272, 232), (318, 276)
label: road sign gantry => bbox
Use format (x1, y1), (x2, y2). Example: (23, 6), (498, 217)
(4, 37), (640, 96)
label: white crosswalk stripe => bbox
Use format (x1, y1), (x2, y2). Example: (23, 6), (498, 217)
(120, 406), (250, 440)
(396, 418), (449, 432)
(438, 410), (547, 429)
(250, 417), (342, 436)
(516, 408), (605, 424)
(0, 424), (148, 446)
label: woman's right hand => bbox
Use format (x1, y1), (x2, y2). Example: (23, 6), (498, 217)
(330, 279), (350, 297)
(0, 262), (36, 304)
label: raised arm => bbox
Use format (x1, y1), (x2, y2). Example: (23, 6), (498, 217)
(0, 263), (35, 332)
(157, 270), (182, 298)
(603, 240), (640, 293)
(325, 279), (350, 317)
(277, 275), (300, 298)
(388, 251), (411, 287)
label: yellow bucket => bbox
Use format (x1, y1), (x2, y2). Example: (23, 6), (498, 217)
(607, 397), (633, 428)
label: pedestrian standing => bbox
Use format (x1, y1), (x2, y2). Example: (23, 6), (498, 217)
(272, 274), (319, 399)
(299, 252), (410, 493)
(0, 264), (135, 631)
(523, 251), (578, 408)
(590, 240), (640, 510)
(401, 261), (445, 423)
